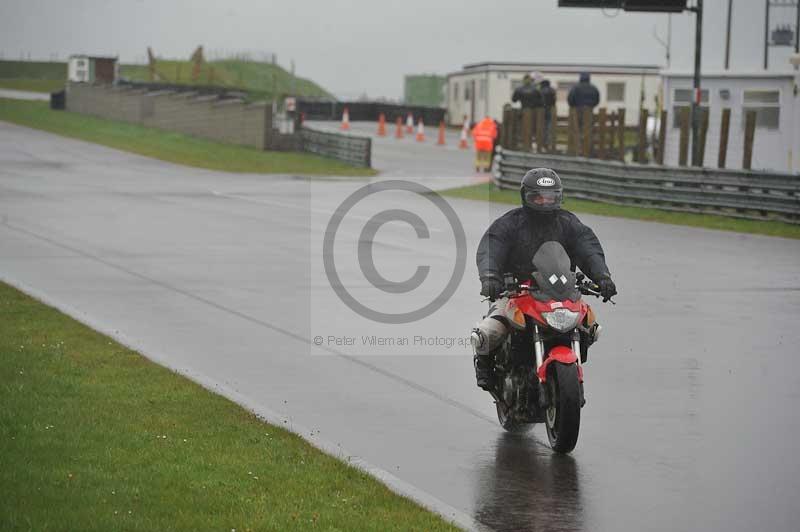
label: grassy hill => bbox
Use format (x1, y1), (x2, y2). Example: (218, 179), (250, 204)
(0, 59), (333, 100)
(120, 59), (332, 100)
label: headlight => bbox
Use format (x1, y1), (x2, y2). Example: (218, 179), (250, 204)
(541, 309), (579, 332)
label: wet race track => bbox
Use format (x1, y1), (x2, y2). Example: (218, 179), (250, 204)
(1, 121), (800, 531)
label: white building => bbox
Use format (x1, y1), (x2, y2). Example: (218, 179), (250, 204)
(445, 61), (661, 126)
(67, 55), (118, 84)
(661, 66), (800, 172)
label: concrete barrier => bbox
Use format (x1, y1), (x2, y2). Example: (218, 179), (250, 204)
(65, 83), (271, 150)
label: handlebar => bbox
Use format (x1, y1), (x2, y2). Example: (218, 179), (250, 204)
(486, 273), (616, 305)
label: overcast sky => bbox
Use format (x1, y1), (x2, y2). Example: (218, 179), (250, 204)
(1, 0), (797, 99)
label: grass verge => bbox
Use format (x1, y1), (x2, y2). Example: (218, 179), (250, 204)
(0, 79), (65, 93)
(0, 281), (458, 531)
(441, 182), (800, 239)
(0, 99), (375, 176)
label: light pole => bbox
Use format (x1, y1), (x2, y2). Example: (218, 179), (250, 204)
(690, 0), (703, 167)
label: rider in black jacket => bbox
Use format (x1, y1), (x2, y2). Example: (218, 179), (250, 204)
(472, 168), (617, 389)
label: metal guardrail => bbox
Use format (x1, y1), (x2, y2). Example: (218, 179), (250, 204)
(301, 127), (371, 168)
(494, 150), (800, 224)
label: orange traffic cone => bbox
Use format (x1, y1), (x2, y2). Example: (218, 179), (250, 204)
(416, 119), (425, 142)
(377, 113), (386, 136)
(437, 121), (446, 146)
(395, 116), (404, 138)
(406, 113), (414, 134)
(340, 107), (350, 131)
(458, 121), (469, 149)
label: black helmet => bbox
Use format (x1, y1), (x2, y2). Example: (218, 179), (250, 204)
(520, 168), (563, 213)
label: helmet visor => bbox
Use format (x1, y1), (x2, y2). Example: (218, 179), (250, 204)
(524, 189), (562, 208)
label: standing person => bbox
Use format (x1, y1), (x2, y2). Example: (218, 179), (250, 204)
(471, 116), (498, 173)
(539, 78), (556, 149)
(511, 73), (543, 110)
(567, 72), (600, 155)
(512, 73), (543, 151)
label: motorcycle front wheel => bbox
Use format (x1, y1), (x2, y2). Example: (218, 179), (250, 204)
(544, 363), (581, 453)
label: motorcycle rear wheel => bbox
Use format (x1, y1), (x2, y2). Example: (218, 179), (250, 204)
(544, 363), (581, 453)
(495, 401), (532, 434)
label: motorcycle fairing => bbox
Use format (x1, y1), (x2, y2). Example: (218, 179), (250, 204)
(536, 345), (583, 383)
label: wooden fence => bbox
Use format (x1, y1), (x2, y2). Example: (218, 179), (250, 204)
(500, 105), (759, 170)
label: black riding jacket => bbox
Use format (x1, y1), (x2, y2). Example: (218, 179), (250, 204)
(476, 207), (610, 283)
(512, 84), (543, 109)
(567, 81), (600, 108)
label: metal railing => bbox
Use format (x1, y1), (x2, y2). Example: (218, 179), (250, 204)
(301, 127), (371, 168)
(494, 149), (800, 224)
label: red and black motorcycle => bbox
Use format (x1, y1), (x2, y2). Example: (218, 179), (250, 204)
(486, 241), (610, 453)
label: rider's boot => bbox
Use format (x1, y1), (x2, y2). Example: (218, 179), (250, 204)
(473, 354), (495, 391)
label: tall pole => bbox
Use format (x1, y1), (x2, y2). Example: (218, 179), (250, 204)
(795, 1), (799, 53)
(764, 0), (770, 70)
(691, 0), (703, 167)
(667, 14), (672, 69)
(724, 0), (733, 69)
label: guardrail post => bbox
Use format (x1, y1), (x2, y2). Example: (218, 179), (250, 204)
(718, 108), (730, 169)
(501, 105), (513, 148)
(521, 109), (534, 152)
(697, 107), (709, 168)
(743, 110), (756, 170)
(616, 109), (625, 161)
(636, 108), (648, 163)
(535, 108), (545, 153)
(567, 108), (578, 156)
(678, 107), (690, 166)
(656, 110), (667, 165)
(597, 108), (607, 160)
(581, 107), (592, 158)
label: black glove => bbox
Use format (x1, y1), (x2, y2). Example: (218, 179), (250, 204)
(596, 276), (617, 302)
(480, 277), (504, 300)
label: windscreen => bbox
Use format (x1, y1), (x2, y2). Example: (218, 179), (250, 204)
(530, 241), (580, 302)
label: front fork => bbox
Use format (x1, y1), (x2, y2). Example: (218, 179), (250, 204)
(533, 326), (585, 408)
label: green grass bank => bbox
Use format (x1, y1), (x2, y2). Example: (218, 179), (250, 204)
(441, 182), (800, 239)
(0, 281), (458, 531)
(0, 99), (374, 176)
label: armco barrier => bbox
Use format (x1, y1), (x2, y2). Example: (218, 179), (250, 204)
(301, 127), (371, 168)
(495, 150), (800, 224)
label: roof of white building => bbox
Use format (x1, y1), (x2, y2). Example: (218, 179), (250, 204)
(661, 69), (796, 79)
(449, 61), (661, 78)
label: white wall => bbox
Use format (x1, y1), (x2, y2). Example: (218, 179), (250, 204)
(447, 68), (660, 126)
(662, 74), (798, 172)
(67, 56), (89, 83)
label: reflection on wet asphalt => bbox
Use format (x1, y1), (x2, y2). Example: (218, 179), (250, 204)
(474, 433), (583, 532)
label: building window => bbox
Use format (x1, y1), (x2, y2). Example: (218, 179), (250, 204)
(464, 84), (470, 101)
(76, 59), (86, 67)
(606, 82), (625, 102)
(742, 89), (780, 130)
(556, 81), (576, 103)
(453, 82), (459, 102)
(672, 88), (709, 128)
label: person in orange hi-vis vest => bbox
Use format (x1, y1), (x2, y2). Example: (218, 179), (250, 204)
(471, 116), (498, 173)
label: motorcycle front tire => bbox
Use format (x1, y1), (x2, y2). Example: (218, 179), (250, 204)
(544, 363), (581, 453)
